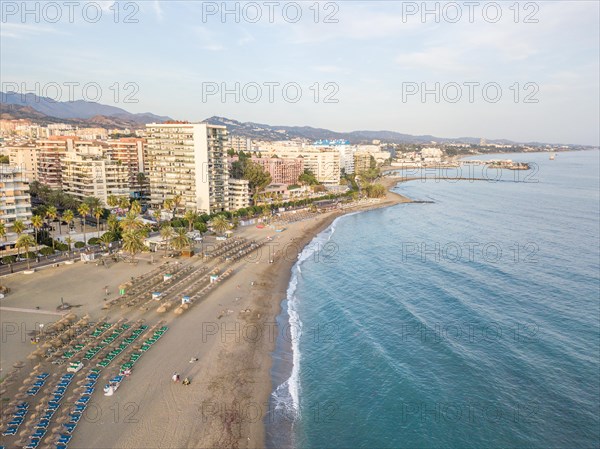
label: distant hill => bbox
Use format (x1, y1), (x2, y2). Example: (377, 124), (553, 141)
(0, 94), (586, 147)
(0, 91), (171, 125)
(0, 102), (151, 128)
(203, 116), (492, 145)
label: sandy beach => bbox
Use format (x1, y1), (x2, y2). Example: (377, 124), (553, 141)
(0, 178), (409, 449)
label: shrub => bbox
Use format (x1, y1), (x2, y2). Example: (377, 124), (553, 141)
(74, 242), (85, 249)
(101, 232), (115, 242)
(88, 237), (99, 245)
(39, 247), (55, 256)
(56, 243), (68, 252)
(2, 256), (16, 264)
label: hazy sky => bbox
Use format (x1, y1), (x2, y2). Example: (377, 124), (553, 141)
(1, 1), (599, 145)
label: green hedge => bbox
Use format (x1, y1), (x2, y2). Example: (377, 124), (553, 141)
(39, 247), (55, 256)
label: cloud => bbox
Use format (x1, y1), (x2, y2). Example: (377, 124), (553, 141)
(0, 23), (66, 39)
(313, 65), (344, 74)
(153, 0), (163, 22)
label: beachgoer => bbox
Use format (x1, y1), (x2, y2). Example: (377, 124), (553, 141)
(183, 377), (190, 385)
(189, 357), (199, 363)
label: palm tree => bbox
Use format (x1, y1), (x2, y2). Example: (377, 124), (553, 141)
(118, 196), (130, 212)
(99, 232), (114, 254)
(13, 219), (25, 237)
(77, 203), (90, 244)
(120, 211), (144, 233)
(173, 194), (183, 215)
(65, 236), (74, 254)
(84, 196), (102, 210)
(170, 227), (191, 252)
(93, 206), (104, 237)
(183, 210), (198, 233)
(16, 234), (36, 269)
(62, 210), (74, 235)
(121, 229), (146, 263)
(153, 208), (162, 225)
(46, 205), (58, 238)
(107, 195), (119, 209)
(130, 200), (142, 216)
(208, 215), (230, 236)
(167, 194), (182, 217)
(160, 224), (175, 257)
(107, 213), (120, 235)
(31, 215), (43, 244)
(163, 198), (174, 219)
(0, 222), (6, 258)
(261, 206), (272, 224)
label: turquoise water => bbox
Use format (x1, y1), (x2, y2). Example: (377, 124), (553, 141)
(268, 150), (600, 448)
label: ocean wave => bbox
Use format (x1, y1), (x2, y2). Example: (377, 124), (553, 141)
(271, 212), (360, 427)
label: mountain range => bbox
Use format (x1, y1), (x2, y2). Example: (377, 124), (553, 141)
(203, 116), (495, 145)
(1, 91), (171, 127)
(0, 92), (580, 146)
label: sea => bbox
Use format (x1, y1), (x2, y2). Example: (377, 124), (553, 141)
(266, 150), (600, 449)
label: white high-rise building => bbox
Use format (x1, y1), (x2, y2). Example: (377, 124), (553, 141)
(61, 146), (129, 206)
(145, 123), (230, 214)
(0, 165), (32, 237)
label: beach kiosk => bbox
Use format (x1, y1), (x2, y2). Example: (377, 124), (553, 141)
(163, 274), (173, 282)
(210, 274), (219, 284)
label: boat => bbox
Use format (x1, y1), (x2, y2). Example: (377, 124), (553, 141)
(550, 153), (556, 160)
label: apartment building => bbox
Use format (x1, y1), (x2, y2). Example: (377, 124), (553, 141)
(230, 156), (304, 186)
(264, 147), (340, 185)
(5, 145), (38, 181)
(105, 138), (146, 198)
(228, 178), (250, 210)
(355, 145), (391, 165)
(312, 140), (355, 174)
(36, 136), (72, 188)
(0, 165), (32, 236)
(145, 123), (230, 214)
(353, 152), (373, 174)
(228, 135), (251, 153)
(61, 146), (129, 206)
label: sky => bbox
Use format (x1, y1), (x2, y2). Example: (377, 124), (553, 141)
(1, 1), (599, 145)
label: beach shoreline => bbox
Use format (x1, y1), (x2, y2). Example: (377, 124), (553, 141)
(0, 178), (410, 449)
